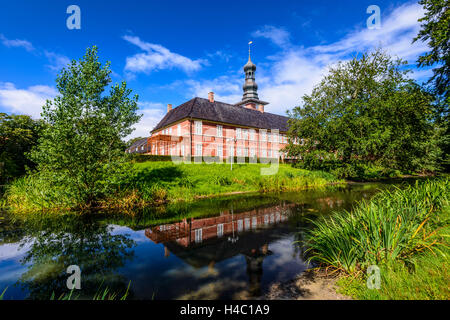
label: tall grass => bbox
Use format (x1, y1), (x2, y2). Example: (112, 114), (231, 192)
(304, 179), (449, 274)
(0, 287), (6, 300)
(129, 162), (341, 203)
(3, 162), (342, 212)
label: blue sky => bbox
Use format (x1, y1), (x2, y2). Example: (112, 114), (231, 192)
(0, 0), (431, 138)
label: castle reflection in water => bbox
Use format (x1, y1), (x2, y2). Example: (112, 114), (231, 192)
(145, 202), (296, 297)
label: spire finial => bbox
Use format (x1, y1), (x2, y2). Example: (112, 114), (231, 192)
(248, 41), (253, 60)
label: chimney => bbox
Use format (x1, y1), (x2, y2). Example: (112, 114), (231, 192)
(258, 104), (264, 113)
(167, 104), (172, 113)
(208, 92), (215, 103)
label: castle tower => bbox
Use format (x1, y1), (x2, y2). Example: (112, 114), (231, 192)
(235, 42), (269, 112)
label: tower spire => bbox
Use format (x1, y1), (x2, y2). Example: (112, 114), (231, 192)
(234, 42), (269, 108)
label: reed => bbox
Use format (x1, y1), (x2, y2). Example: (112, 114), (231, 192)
(304, 179), (449, 274)
(0, 287), (6, 300)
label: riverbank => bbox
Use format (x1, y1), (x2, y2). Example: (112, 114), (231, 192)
(299, 178), (449, 300)
(3, 161), (343, 213)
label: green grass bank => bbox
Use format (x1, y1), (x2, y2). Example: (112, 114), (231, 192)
(3, 161), (342, 212)
(304, 178), (449, 299)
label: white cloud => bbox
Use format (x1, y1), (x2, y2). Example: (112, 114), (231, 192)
(127, 101), (166, 139)
(252, 26), (291, 47)
(0, 82), (57, 118)
(44, 51), (71, 72)
(123, 35), (206, 76)
(182, 2), (428, 116)
(0, 33), (34, 51)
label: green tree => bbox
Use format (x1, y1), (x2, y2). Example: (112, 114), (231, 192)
(30, 46), (142, 206)
(414, 0), (449, 171)
(414, 0), (449, 99)
(0, 113), (43, 184)
(286, 49), (440, 178)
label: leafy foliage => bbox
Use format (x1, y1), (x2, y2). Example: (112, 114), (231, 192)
(29, 46), (141, 207)
(414, 0), (449, 99)
(0, 113), (43, 184)
(414, 0), (449, 171)
(286, 49), (441, 178)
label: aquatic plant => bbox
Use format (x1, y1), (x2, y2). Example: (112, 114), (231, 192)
(304, 179), (449, 274)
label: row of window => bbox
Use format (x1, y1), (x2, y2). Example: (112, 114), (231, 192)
(194, 144), (278, 157)
(159, 121), (292, 144)
(194, 121), (288, 143)
(193, 213), (287, 243)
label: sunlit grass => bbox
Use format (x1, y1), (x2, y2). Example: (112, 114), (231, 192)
(3, 161), (342, 213)
(304, 179), (449, 274)
(0, 287), (7, 300)
(128, 161), (342, 203)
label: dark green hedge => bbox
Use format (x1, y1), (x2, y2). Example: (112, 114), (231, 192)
(129, 154), (284, 163)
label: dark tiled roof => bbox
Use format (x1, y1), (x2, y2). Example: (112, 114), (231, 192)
(127, 138), (148, 153)
(152, 98), (289, 133)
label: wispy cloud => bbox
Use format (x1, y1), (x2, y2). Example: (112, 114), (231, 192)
(0, 33), (34, 51)
(127, 101), (166, 139)
(184, 2), (429, 116)
(123, 35), (207, 76)
(44, 51), (71, 72)
(0, 82), (57, 118)
(251, 25), (291, 47)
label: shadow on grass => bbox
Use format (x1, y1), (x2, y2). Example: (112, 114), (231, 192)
(133, 166), (183, 185)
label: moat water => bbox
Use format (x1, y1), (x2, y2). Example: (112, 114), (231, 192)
(0, 182), (409, 300)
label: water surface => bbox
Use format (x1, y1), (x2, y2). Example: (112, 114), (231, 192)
(0, 182), (400, 299)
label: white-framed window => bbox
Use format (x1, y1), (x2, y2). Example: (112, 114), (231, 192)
(272, 132), (278, 143)
(249, 129), (255, 141)
(260, 129), (267, 141)
(244, 148), (248, 157)
(244, 218), (250, 230)
(195, 228), (203, 243)
(252, 216), (257, 229)
(195, 120), (202, 135)
(169, 127), (172, 135)
(237, 147), (242, 157)
(195, 144), (202, 156)
(268, 149), (272, 158)
(264, 214), (269, 225)
(181, 144), (185, 156)
(217, 125), (223, 137)
(250, 148), (255, 157)
(161, 147), (165, 155)
(177, 124), (181, 136)
(236, 128), (242, 139)
(267, 132), (272, 142)
(228, 145), (234, 157)
(217, 224), (224, 237)
(270, 213), (275, 223)
(243, 129), (248, 140)
(217, 145), (223, 157)
(237, 219), (243, 232)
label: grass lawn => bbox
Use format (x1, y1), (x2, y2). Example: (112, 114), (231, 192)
(127, 161), (341, 203)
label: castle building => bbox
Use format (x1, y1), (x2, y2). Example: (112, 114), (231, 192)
(126, 53), (290, 159)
